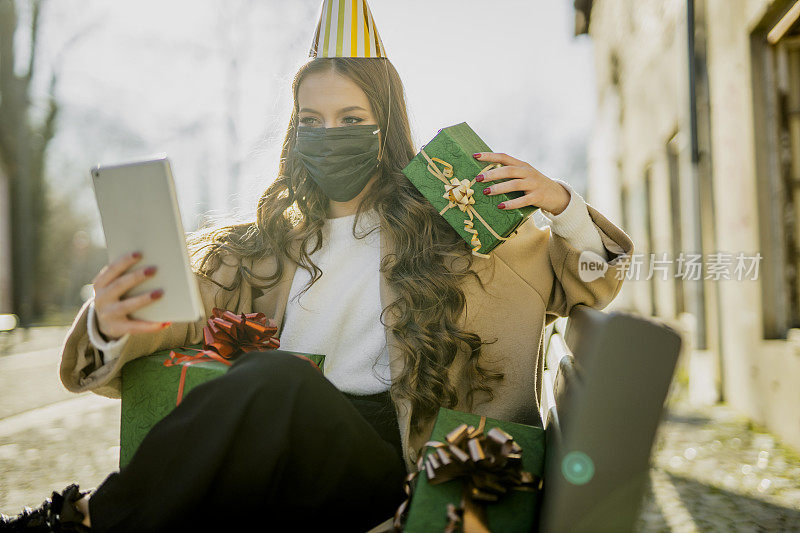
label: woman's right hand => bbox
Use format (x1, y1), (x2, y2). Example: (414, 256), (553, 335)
(91, 251), (171, 341)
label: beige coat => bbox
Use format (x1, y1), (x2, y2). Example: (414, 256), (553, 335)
(59, 203), (633, 474)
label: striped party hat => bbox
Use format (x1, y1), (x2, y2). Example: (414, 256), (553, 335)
(309, 0), (387, 58)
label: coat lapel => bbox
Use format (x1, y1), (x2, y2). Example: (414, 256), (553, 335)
(249, 239), (300, 337)
(273, 258), (298, 339)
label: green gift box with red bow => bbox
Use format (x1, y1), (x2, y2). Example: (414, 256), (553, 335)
(401, 122), (539, 257)
(120, 344), (325, 468)
(119, 308), (325, 468)
(398, 407), (546, 532)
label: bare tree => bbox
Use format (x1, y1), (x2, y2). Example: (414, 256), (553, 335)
(0, 0), (58, 325)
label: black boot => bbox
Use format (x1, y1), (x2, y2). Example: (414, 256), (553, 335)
(0, 484), (91, 532)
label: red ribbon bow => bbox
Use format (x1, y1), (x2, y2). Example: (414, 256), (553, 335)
(162, 307), (319, 405)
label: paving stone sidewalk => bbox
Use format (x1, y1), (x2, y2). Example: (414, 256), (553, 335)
(635, 386), (800, 532)
(0, 398), (120, 515)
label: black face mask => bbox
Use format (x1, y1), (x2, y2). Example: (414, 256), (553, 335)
(291, 123), (381, 202)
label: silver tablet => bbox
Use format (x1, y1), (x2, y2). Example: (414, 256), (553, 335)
(90, 155), (204, 323)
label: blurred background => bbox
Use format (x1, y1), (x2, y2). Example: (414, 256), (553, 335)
(1, 0), (799, 530)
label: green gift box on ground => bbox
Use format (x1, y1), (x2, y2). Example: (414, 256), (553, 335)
(119, 344), (325, 469)
(402, 122), (539, 257)
(403, 407), (546, 532)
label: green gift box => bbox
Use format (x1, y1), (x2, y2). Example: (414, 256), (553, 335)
(119, 344), (325, 468)
(402, 407), (545, 532)
(402, 122), (539, 256)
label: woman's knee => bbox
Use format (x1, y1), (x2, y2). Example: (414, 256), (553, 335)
(210, 350), (327, 413)
(228, 350), (322, 387)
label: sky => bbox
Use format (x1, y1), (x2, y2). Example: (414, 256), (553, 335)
(25, 0), (596, 244)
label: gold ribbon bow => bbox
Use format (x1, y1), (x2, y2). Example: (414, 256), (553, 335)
(419, 148), (519, 258)
(393, 415), (542, 532)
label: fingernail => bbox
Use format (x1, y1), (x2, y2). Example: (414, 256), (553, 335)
(144, 266), (157, 276)
(497, 202), (506, 209)
(151, 289), (164, 299)
(475, 174), (484, 182)
(483, 187), (491, 195)
(473, 153), (481, 159)
(161, 322), (171, 328)
(132, 251), (142, 259)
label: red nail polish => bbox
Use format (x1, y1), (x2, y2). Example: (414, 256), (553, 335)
(132, 251), (142, 259)
(161, 322), (171, 328)
(483, 187), (490, 195)
(151, 289), (164, 299)
(144, 266), (157, 276)
(473, 153), (481, 159)
(475, 174), (484, 182)
(497, 202), (506, 209)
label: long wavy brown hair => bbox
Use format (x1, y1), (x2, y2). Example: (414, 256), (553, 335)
(186, 56), (503, 432)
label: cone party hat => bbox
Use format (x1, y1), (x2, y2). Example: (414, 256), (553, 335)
(309, 0), (387, 58)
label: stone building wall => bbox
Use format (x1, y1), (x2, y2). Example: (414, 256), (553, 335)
(584, 0), (800, 451)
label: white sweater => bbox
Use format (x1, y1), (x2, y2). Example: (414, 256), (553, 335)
(87, 179), (607, 393)
(278, 208), (391, 393)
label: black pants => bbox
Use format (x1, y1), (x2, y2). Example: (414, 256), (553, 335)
(89, 350), (407, 532)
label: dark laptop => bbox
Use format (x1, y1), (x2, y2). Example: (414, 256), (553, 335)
(538, 306), (682, 532)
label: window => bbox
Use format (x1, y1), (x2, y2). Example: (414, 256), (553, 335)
(643, 166), (657, 317)
(752, 1), (800, 339)
(667, 134), (685, 317)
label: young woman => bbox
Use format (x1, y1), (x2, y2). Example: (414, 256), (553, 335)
(1, 55), (633, 532)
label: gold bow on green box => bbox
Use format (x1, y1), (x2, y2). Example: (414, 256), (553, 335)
(401, 122), (539, 257)
(396, 407), (546, 533)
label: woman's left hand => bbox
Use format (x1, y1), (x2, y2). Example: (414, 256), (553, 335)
(472, 152), (571, 215)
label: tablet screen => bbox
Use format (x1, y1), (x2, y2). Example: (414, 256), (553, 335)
(90, 155), (204, 323)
